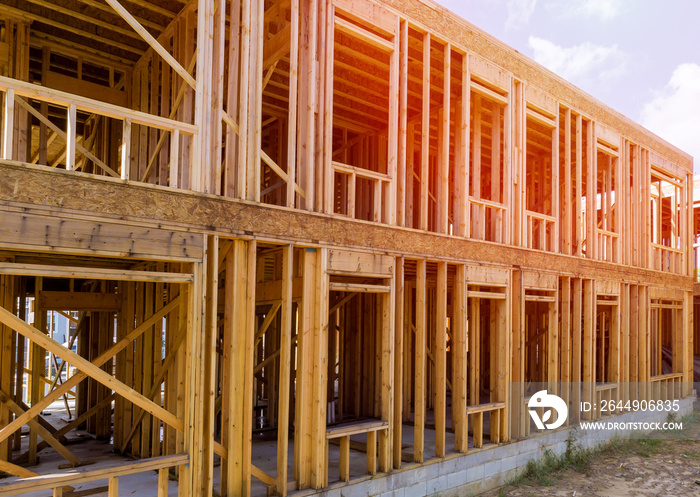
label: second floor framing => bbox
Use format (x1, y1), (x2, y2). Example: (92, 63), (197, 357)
(0, 0), (693, 276)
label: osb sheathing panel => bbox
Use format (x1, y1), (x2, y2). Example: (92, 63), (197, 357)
(0, 210), (203, 261)
(597, 279), (621, 296)
(0, 163), (692, 290)
(328, 249), (394, 276)
(650, 285), (684, 301)
(523, 270), (558, 290)
(379, 0), (693, 171)
(465, 265), (509, 286)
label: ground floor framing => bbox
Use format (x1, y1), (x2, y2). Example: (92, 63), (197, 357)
(0, 162), (695, 497)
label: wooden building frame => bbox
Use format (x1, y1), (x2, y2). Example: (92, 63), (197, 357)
(0, 0), (695, 496)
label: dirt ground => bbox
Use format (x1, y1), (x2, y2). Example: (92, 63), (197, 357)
(482, 411), (700, 497)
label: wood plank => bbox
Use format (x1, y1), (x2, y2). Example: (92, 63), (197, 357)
(366, 430), (377, 476)
(392, 256), (404, 468)
(276, 245), (293, 495)
(38, 291), (121, 311)
(339, 436), (350, 482)
(414, 259), (426, 463)
(0, 263), (193, 283)
(0, 455), (188, 496)
(420, 32), (430, 231)
(466, 402), (505, 414)
(0, 211), (203, 262)
(452, 264), (468, 450)
(45, 72), (127, 107)
(0, 76), (197, 133)
(328, 249), (393, 277)
(2, 89), (14, 160)
(107, 476), (118, 497)
(378, 256), (394, 472)
(434, 262), (447, 457)
(328, 282), (390, 293)
(326, 420), (388, 438)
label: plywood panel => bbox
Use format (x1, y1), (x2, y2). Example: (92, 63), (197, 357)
(522, 270), (558, 290)
(469, 54), (510, 90)
(650, 285), (683, 301)
(0, 210), (203, 261)
(465, 265), (509, 286)
(597, 279), (620, 296)
(328, 249), (393, 276)
(524, 84), (557, 117)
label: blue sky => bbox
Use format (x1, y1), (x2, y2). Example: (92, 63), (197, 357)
(433, 0), (700, 172)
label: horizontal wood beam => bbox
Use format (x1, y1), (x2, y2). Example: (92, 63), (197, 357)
(328, 282), (391, 293)
(0, 209), (203, 261)
(0, 162), (693, 290)
(38, 291), (121, 311)
(0, 262), (193, 283)
(0, 454), (188, 496)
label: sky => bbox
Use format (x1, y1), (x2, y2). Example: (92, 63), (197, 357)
(433, 0), (700, 173)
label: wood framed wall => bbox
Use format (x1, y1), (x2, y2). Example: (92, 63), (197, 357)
(0, 0), (696, 495)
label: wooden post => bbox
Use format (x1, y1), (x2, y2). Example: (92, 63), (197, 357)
(0, 272), (13, 463)
(582, 279), (595, 418)
(563, 108), (572, 254)
(387, 18), (400, 225)
(221, 239), (255, 497)
(452, 264), (467, 451)
(29, 277), (45, 465)
(620, 284), (630, 402)
(575, 114), (583, 257)
(684, 291), (692, 396)
(437, 44), (450, 234)
(587, 121), (597, 260)
(547, 289), (559, 388)
(639, 285), (649, 398)
(571, 278), (582, 424)
(286, 0), (299, 207)
(454, 53), (470, 237)
(510, 270), (524, 438)
(392, 257), (404, 468)
(560, 277), (571, 407)
(472, 94), (482, 239)
(2, 89), (14, 160)
(295, 248), (328, 489)
(434, 262), (447, 457)
(420, 32), (430, 231)
(276, 245), (293, 495)
(66, 103), (77, 170)
(107, 476), (118, 497)
(414, 259), (426, 462)
(397, 21), (408, 227)
(121, 118), (131, 180)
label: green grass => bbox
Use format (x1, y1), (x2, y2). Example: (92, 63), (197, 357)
(504, 409), (700, 490)
(507, 431), (595, 486)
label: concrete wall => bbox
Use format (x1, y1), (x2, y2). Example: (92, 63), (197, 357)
(304, 397), (694, 497)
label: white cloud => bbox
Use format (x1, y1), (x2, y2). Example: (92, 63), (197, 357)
(554, 0), (628, 21)
(640, 63), (700, 169)
(506, 0), (537, 30)
(528, 36), (626, 88)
